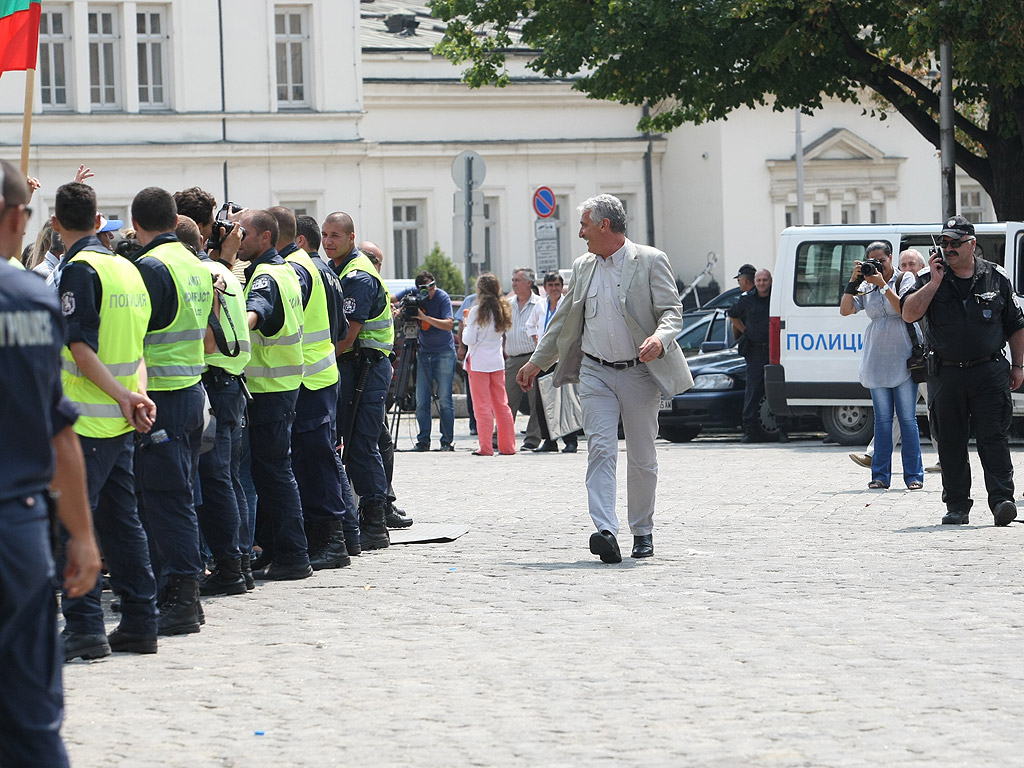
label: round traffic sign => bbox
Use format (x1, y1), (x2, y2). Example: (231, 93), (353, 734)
(451, 150), (486, 189)
(533, 186), (556, 219)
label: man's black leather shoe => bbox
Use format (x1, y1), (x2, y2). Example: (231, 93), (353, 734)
(240, 553), (255, 591)
(62, 629), (111, 662)
(250, 549), (273, 571)
(107, 626), (158, 654)
(522, 442), (539, 451)
(941, 509), (970, 525)
(631, 534), (654, 558)
(533, 441), (558, 453)
(256, 562), (314, 581)
(993, 500), (1017, 527)
(413, 442), (429, 452)
(386, 504), (414, 529)
(589, 530), (622, 564)
(561, 443), (578, 453)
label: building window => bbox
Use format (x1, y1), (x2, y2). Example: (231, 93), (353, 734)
(89, 8), (121, 109)
(275, 7), (309, 108)
(136, 7), (168, 109)
(39, 8), (71, 110)
(960, 189), (984, 223)
(870, 204), (884, 224)
(480, 197), (498, 278)
(393, 200), (424, 279)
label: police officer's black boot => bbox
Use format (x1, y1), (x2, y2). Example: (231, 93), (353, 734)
(359, 502), (391, 551)
(240, 553), (255, 591)
(199, 558), (246, 596)
(309, 520), (352, 570)
(158, 575), (202, 636)
(386, 502), (414, 529)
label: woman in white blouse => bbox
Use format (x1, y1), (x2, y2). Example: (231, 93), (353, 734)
(462, 273), (516, 455)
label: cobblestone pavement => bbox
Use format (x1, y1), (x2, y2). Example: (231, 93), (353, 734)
(62, 421), (1024, 767)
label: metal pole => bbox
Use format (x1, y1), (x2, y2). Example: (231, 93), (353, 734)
(794, 110), (805, 226)
(642, 103), (656, 245)
(939, 38), (956, 219)
(464, 157), (473, 296)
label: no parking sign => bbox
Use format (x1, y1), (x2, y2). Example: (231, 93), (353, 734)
(533, 187), (556, 219)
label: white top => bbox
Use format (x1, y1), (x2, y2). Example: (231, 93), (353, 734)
(505, 292), (541, 356)
(462, 304), (507, 373)
(526, 294), (564, 341)
(582, 242), (637, 362)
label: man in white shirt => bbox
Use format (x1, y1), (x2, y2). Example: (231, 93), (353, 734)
(504, 267), (543, 450)
(517, 195), (692, 563)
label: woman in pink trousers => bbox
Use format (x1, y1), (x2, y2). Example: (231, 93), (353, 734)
(462, 273), (517, 455)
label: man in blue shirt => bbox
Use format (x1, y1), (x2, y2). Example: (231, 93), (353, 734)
(394, 271), (456, 451)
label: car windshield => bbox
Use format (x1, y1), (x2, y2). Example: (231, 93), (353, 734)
(675, 310), (736, 357)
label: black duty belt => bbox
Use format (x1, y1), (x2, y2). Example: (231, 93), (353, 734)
(585, 352), (639, 370)
(942, 352), (1001, 369)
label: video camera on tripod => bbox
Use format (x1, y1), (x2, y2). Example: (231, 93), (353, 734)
(399, 286), (429, 323)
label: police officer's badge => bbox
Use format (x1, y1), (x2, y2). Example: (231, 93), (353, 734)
(947, 218), (957, 228)
(251, 275), (271, 291)
(61, 292), (75, 316)
(343, 297), (356, 315)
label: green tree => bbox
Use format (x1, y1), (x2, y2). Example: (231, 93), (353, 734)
(431, 0), (1024, 219)
(418, 242), (465, 296)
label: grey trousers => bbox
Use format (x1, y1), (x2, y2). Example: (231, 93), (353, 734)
(505, 352), (542, 446)
(579, 357), (661, 536)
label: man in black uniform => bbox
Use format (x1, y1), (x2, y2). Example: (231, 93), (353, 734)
(0, 160), (100, 767)
(902, 215), (1024, 526)
(729, 268), (787, 443)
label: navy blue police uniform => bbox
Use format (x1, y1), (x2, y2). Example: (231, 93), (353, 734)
(244, 248), (311, 573)
(729, 288), (787, 440)
(280, 243), (360, 559)
(904, 254), (1024, 521)
(55, 235), (158, 648)
(0, 259), (77, 767)
(329, 248), (393, 524)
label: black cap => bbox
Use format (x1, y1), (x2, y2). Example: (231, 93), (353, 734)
(733, 263), (756, 279)
(941, 215), (975, 239)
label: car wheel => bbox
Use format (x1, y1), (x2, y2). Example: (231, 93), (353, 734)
(751, 395), (779, 442)
(659, 425), (701, 443)
(822, 404), (874, 445)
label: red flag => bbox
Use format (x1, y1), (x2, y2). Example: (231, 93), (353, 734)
(0, 1), (41, 74)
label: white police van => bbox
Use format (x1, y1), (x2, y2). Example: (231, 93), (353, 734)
(764, 222), (1024, 444)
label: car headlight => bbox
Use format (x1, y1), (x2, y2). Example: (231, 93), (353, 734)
(691, 373), (735, 390)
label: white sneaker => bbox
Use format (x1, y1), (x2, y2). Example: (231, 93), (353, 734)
(848, 453), (872, 468)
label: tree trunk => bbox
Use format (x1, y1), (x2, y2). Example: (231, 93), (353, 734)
(982, 139), (1024, 221)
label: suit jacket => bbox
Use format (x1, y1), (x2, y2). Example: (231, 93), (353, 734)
(531, 238), (693, 397)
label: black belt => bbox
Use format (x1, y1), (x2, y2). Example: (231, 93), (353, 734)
(942, 353), (1000, 369)
(585, 352), (639, 370)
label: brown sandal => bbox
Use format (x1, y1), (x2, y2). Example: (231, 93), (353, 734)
(868, 480), (889, 489)
(907, 481), (923, 490)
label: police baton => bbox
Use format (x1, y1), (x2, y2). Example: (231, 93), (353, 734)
(341, 352), (372, 464)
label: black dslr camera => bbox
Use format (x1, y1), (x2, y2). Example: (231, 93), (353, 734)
(206, 201), (246, 251)
(859, 258), (884, 277)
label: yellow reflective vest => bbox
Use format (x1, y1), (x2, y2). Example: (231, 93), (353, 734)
(284, 249), (338, 390)
(202, 259), (251, 376)
(338, 253), (394, 356)
(61, 250), (151, 438)
(244, 260), (305, 393)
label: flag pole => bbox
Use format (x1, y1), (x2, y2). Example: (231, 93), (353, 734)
(20, 68), (34, 175)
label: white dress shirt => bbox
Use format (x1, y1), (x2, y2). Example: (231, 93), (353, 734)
(582, 243), (637, 362)
(505, 292), (541, 357)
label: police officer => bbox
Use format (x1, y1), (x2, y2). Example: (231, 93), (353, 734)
(237, 209), (313, 580)
(902, 215), (1024, 526)
(131, 186), (215, 635)
(0, 160), (100, 767)
(52, 182), (161, 659)
(729, 268), (788, 443)
(322, 211), (393, 550)
(189, 211), (254, 595)
(270, 206), (352, 569)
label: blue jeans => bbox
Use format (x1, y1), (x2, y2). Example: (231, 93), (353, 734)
(415, 348), (456, 447)
(869, 377), (924, 487)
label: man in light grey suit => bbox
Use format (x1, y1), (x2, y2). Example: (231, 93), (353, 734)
(517, 194), (692, 563)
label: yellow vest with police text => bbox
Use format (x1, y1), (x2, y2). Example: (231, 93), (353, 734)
(338, 254), (394, 356)
(142, 241), (213, 391)
(244, 261), (305, 393)
(202, 259), (251, 376)
(285, 250), (338, 390)
(61, 250), (151, 438)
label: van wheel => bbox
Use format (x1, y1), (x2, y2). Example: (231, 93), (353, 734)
(822, 405), (874, 445)
(659, 425), (701, 443)
(751, 395), (779, 442)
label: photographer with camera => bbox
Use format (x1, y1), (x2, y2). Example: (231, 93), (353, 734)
(902, 215), (1024, 526)
(392, 271), (456, 452)
(840, 241), (923, 491)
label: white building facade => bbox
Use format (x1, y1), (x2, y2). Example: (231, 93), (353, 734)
(0, 0), (993, 294)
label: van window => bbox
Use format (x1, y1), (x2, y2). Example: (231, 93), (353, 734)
(902, 235), (1005, 269)
(794, 241), (892, 306)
